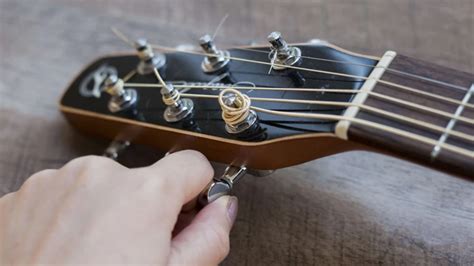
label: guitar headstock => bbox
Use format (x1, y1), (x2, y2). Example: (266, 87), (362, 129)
(60, 31), (379, 170)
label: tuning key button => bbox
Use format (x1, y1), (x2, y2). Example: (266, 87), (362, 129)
(134, 38), (166, 75)
(199, 34), (230, 74)
(103, 75), (138, 113)
(199, 165), (247, 206)
(267, 31), (302, 70)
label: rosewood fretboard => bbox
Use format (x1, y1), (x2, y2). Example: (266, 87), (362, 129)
(349, 55), (473, 178)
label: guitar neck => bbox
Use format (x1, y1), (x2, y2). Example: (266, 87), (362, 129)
(347, 54), (473, 177)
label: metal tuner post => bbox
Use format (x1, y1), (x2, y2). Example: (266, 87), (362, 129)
(199, 34), (230, 74)
(267, 31), (302, 70)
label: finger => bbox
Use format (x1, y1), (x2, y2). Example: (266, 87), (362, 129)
(172, 210), (198, 237)
(168, 196), (238, 266)
(147, 150), (214, 206)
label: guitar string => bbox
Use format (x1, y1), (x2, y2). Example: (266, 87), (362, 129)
(111, 29), (473, 155)
(212, 14), (229, 40)
(177, 91), (472, 142)
(125, 82), (474, 128)
(149, 10), (472, 94)
(120, 70), (473, 158)
(111, 27), (473, 109)
(176, 92), (472, 158)
(153, 42), (474, 121)
(233, 47), (471, 93)
(111, 28), (473, 109)
(150, 43), (474, 110)
(122, 70), (137, 82)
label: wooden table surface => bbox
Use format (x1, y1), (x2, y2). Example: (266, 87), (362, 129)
(1, 0), (473, 265)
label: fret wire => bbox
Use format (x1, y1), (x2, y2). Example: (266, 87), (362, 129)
(111, 28), (473, 108)
(368, 91), (473, 124)
(178, 93), (472, 158)
(252, 107), (472, 158)
(112, 29), (473, 157)
(179, 92), (473, 143)
(431, 84), (474, 160)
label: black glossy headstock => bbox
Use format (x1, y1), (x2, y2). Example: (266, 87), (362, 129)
(61, 42), (377, 142)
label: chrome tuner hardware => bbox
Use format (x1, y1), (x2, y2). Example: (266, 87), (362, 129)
(134, 39), (166, 75)
(226, 110), (258, 135)
(220, 90), (258, 134)
(267, 31), (302, 70)
(199, 165), (247, 205)
(103, 75), (138, 113)
(103, 140), (130, 161)
(199, 34), (230, 73)
(160, 84), (194, 122)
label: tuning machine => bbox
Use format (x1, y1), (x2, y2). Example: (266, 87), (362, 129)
(103, 140), (131, 160)
(134, 39), (166, 75)
(199, 165), (246, 205)
(221, 91), (258, 134)
(219, 89), (267, 141)
(160, 83), (194, 122)
(199, 34), (230, 74)
(267, 31), (302, 70)
(198, 164), (276, 206)
(103, 75), (138, 113)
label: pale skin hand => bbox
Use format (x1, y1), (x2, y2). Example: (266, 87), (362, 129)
(0, 150), (238, 265)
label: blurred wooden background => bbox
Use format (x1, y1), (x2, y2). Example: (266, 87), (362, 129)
(1, 0), (473, 265)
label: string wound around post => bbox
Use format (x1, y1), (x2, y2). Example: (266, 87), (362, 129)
(103, 75), (138, 113)
(199, 34), (230, 74)
(267, 31), (302, 70)
(134, 38), (166, 75)
(219, 88), (258, 134)
(160, 83), (194, 123)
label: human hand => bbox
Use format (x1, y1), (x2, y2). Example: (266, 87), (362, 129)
(0, 150), (238, 265)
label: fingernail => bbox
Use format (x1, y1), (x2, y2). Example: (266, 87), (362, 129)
(226, 196), (238, 226)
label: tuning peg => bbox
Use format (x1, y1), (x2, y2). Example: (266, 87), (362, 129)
(103, 75), (138, 113)
(220, 90), (258, 134)
(160, 84), (194, 122)
(267, 31), (302, 70)
(199, 34), (230, 73)
(218, 88), (267, 141)
(103, 139), (131, 160)
(134, 38), (166, 75)
(199, 165), (246, 205)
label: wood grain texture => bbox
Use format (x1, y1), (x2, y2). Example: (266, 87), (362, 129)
(349, 55), (474, 178)
(1, 0), (474, 265)
(61, 107), (361, 170)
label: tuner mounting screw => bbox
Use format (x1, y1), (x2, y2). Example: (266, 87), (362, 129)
(160, 84), (194, 122)
(103, 75), (138, 113)
(199, 34), (230, 74)
(267, 31), (302, 70)
(134, 38), (166, 75)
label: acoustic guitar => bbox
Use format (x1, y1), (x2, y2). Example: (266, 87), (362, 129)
(59, 29), (473, 203)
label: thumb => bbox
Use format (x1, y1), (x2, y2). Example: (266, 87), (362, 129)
(168, 196), (238, 266)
